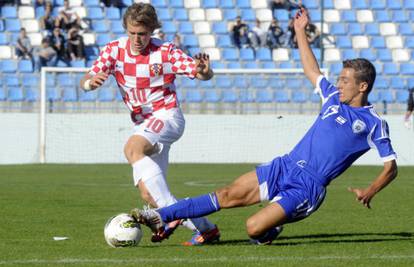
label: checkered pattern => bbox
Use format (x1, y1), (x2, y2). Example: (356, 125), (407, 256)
(90, 37), (198, 124)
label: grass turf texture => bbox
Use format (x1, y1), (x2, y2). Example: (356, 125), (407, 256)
(0, 164), (413, 267)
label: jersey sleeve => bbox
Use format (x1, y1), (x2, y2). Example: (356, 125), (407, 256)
(369, 119), (397, 162)
(89, 42), (118, 75)
(168, 43), (197, 79)
(313, 75), (338, 104)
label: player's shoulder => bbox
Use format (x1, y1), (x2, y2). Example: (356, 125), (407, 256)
(360, 105), (388, 126)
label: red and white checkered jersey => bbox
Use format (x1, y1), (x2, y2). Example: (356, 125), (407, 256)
(89, 37), (198, 124)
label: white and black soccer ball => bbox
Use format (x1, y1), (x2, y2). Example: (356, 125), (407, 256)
(104, 213), (143, 248)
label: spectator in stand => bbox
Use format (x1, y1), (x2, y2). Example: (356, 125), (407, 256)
(404, 88), (414, 129)
(173, 33), (190, 56)
(15, 28), (35, 68)
(67, 25), (85, 61)
(249, 19), (267, 48)
(231, 16), (250, 49)
(37, 37), (57, 71)
(305, 21), (321, 48)
(39, 1), (55, 36)
(267, 19), (284, 48)
(286, 18), (297, 48)
(152, 28), (166, 41)
(50, 27), (70, 66)
(55, 0), (81, 31)
(269, 0), (303, 16)
(100, 0), (126, 9)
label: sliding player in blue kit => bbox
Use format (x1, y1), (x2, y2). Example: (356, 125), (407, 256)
(131, 7), (398, 245)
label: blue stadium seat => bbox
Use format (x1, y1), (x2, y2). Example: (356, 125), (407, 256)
(84, 46), (99, 60)
(98, 88), (115, 102)
(292, 91), (307, 103)
(5, 19), (21, 32)
(268, 77), (285, 89)
(262, 62), (276, 69)
(0, 33), (8, 45)
(239, 89), (255, 102)
(215, 76), (233, 88)
(359, 49), (376, 61)
(256, 48), (272, 61)
(227, 62), (242, 69)
(400, 63), (414, 75)
(96, 34), (111, 47)
(183, 34), (198, 47)
(375, 10), (390, 22)
(310, 92), (320, 103)
(106, 7), (121, 20)
(58, 74), (74, 87)
(205, 89), (221, 103)
(383, 63), (399, 75)
(222, 90), (238, 103)
(330, 23), (347, 35)
(239, 48), (254, 61)
(162, 21), (177, 33)
(8, 87), (24, 102)
(392, 10), (408, 22)
(329, 63), (342, 75)
(170, 0), (184, 7)
(274, 90), (289, 103)
(342, 49), (358, 60)
(286, 79), (302, 90)
(84, 0), (100, 6)
(0, 19), (4, 32)
(71, 60), (86, 68)
(274, 10), (290, 22)
(404, 0), (414, 9)
(380, 90), (394, 103)
(157, 8), (171, 20)
(387, 0), (402, 9)
(236, 0), (250, 8)
(405, 36), (414, 48)
(241, 9), (255, 21)
(251, 78), (268, 89)
(199, 79), (214, 89)
(212, 22), (227, 34)
(368, 91), (379, 103)
(395, 90), (409, 103)
(222, 48), (238, 61)
(324, 0), (334, 8)
(1, 60), (18, 73)
(79, 89), (97, 102)
(62, 87), (77, 102)
(25, 87), (38, 102)
(173, 8), (188, 21)
(220, 0), (234, 8)
(341, 10), (357, 22)
(308, 10), (321, 21)
(92, 20), (108, 33)
(211, 61), (225, 69)
(348, 23), (363, 35)
(352, 0), (368, 9)
(202, 0), (218, 8)
(22, 74), (39, 87)
(370, 0), (386, 9)
(181, 78), (198, 88)
(390, 77), (405, 89)
(232, 75), (248, 89)
(408, 78), (414, 87)
(256, 90), (273, 103)
(152, 0), (167, 7)
(223, 9), (238, 20)
(280, 62), (294, 69)
(312, 49), (321, 61)
(87, 7), (104, 19)
(371, 36), (386, 48)
(375, 76), (389, 89)
(399, 23), (413, 35)
(365, 23), (380, 35)
(185, 90), (202, 103)
(336, 36), (352, 48)
(303, 0), (318, 8)
(178, 22), (193, 33)
(243, 62), (259, 69)
(1, 6), (17, 18)
(216, 35), (232, 49)
(111, 21), (124, 33)
(18, 60), (34, 73)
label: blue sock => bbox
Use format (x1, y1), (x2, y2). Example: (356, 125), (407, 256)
(158, 192), (221, 223)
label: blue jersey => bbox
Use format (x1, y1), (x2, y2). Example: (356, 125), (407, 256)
(288, 76), (396, 186)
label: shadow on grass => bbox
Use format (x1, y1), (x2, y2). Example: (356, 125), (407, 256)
(214, 232), (413, 246)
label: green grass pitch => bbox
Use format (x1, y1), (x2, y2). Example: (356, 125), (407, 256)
(0, 164), (413, 266)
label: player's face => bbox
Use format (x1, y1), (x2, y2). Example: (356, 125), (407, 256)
(126, 22), (152, 54)
(337, 68), (362, 105)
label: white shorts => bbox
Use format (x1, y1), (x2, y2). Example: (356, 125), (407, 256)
(132, 108), (185, 149)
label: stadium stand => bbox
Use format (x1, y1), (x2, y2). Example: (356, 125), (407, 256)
(0, 0), (411, 114)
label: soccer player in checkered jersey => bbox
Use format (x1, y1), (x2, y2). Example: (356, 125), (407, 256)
(80, 3), (219, 246)
(131, 7), (398, 245)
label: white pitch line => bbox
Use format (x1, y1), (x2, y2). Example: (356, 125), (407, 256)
(1, 255), (413, 265)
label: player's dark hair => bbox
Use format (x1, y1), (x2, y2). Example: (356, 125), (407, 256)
(123, 3), (161, 32)
(342, 58), (376, 93)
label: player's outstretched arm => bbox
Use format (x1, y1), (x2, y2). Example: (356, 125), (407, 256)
(348, 160), (397, 209)
(80, 72), (109, 91)
(294, 7), (322, 88)
(194, 53), (214, 81)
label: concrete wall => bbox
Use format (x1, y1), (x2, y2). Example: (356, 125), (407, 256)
(0, 113), (413, 165)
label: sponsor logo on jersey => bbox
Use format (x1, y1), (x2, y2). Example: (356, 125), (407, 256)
(335, 116), (347, 124)
(352, 120), (366, 134)
(322, 105), (339, 120)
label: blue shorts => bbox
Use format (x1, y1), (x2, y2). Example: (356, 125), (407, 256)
(256, 155), (326, 223)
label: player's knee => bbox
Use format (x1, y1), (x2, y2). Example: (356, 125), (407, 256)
(124, 144), (144, 163)
(245, 217), (264, 238)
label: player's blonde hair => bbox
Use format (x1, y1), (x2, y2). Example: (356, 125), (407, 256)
(122, 3), (161, 31)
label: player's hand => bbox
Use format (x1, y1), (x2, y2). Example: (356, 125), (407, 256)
(293, 7), (309, 32)
(348, 187), (374, 209)
(194, 53), (210, 75)
(90, 72), (108, 89)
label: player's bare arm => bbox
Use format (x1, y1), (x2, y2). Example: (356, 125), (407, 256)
(294, 7), (322, 87)
(348, 159), (397, 209)
(80, 72), (109, 91)
(194, 53), (214, 80)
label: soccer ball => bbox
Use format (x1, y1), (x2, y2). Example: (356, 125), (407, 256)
(104, 213), (143, 248)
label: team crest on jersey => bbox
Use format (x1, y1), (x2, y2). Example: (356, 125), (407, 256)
(150, 63), (162, 75)
(352, 120), (366, 134)
(322, 105), (339, 120)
